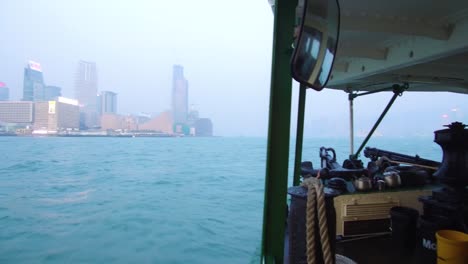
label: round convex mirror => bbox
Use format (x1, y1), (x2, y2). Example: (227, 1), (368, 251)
(291, 0), (340, 91)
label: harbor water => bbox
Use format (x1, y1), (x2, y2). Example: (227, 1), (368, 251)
(0, 136), (442, 263)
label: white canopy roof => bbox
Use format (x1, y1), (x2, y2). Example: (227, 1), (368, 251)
(329, 0), (468, 94)
(271, 0), (468, 94)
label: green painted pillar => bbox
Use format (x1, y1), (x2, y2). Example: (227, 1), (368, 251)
(293, 85), (307, 186)
(261, 0), (297, 263)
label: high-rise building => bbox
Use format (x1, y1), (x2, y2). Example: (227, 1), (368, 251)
(172, 65), (188, 124)
(98, 91), (117, 115)
(23, 61), (45, 101)
(44, 86), (62, 101)
(0, 82), (9, 101)
(75, 60), (98, 128)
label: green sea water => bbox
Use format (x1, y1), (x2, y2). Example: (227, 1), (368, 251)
(0, 136), (442, 263)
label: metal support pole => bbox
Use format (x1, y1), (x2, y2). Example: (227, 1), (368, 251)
(349, 94), (354, 157)
(352, 85), (405, 159)
(350, 86), (393, 98)
(293, 85), (307, 186)
(261, 0), (297, 263)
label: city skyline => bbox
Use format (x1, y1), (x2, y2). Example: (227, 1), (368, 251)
(0, 0), (466, 136)
(5, 59), (206, 118)
(2, 57), (466, 137)
(6, 60), (199, 117)
(1, 59), (213, 136)
(2, 59), (193, 117)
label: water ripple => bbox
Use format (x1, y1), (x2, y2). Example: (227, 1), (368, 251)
(0, 136), (440, 263)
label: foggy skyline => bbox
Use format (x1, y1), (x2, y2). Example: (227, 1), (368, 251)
(1, 0), (467, 137)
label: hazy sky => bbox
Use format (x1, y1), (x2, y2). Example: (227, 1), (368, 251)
(1, 0), (467, 137)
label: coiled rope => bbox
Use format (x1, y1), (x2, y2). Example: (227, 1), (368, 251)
(301, 176), (333, 264)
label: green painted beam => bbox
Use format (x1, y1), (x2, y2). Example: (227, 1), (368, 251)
(293, 85), (307, 186)
(261, 0), (297, 263)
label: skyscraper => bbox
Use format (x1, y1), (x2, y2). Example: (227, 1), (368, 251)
(98, 91), (117, 115)
(23, 61), (45, 101)
(44, 86), (62, 101)
(172, 65), (188, 124)
(75, 60), (98, 128)
(0, 82), (9, 101)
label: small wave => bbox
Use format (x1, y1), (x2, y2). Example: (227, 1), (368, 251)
(43, 177), (90, 187)
(39, 212), (67, 219)
(153, 180), (172, 185)
(0, 215), (9, 220)
(206, 217), (225, 225)
(40, 189), (95, 204)
(196, 223), (217, 236)
(3, 160), (44, 171)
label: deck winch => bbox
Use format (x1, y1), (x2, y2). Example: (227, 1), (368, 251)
(416, 122), (468, 263)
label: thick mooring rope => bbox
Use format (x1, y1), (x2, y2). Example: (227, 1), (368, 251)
(304, 180), (317, 264)
(301, 177), (333, 264)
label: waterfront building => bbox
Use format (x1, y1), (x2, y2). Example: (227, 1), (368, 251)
(0, 82), (9, 101)
(23, 61), (45, 101)
(172, 65), (188, 124)
(100, 113), (137, 131)
(100, 112), (173, 133)
(194, 118), (213, 136)
(98, 91), (117, 115)
(44, 86), (62, 101)
(0, 101), (34, 124)
(100, 113), (121, 131)
(138, 111), (173, 133)
(75, 60), (98, 128)
(33, 97), (80, 133)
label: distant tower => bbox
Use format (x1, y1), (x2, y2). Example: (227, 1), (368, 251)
(172, 65), (188, 124)
(75, 60), (98, 128)
(23, 60), (45, 101)
(0, 82), (9, 101)
(98, 91), (117, 115)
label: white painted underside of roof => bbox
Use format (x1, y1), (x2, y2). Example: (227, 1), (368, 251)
(269, 0), (468, 94)
(329, 0), (468, 94)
